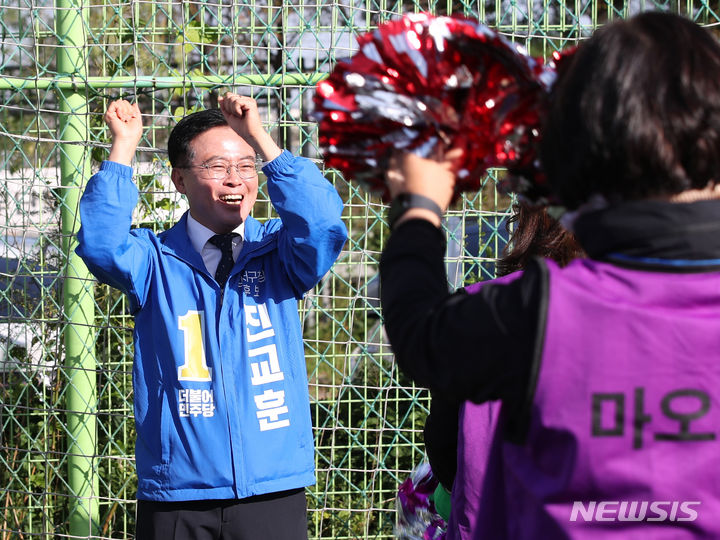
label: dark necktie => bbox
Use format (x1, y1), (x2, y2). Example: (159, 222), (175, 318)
(208, 233), (239, 287)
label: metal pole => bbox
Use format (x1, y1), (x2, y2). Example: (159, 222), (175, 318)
(56, 0), (99, 536)
(0, 73), (329, 91)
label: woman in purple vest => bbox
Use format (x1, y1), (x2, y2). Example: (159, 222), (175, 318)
(425, 203), (583, 526)
(424, 203), (583, 495)
(381, 12), (720, 539)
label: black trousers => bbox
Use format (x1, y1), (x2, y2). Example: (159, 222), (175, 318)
(135, 488), (308, 540)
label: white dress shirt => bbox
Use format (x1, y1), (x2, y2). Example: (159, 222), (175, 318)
(186, 213), (245, 277)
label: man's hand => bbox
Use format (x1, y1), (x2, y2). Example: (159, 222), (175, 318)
(105, 99), (143, 166)
(218, 93), (281, 162)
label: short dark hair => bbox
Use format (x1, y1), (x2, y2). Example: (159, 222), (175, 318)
(540, 12), (720, 210)
(167, 108), (228, 168)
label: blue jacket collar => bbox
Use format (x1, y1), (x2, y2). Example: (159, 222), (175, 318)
(158, 212), (276, 270)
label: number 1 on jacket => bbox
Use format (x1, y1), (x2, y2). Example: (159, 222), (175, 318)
(178, 310), (212, 382)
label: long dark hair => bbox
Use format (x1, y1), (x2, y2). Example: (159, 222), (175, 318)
(497, 203), (584, 276)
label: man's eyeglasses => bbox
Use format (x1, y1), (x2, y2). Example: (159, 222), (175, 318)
(180, 160), (259, 181)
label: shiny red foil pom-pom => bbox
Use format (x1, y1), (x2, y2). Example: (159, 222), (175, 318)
(312, 13), (561, 202)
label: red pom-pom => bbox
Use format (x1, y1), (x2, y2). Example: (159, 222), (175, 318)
(312, 13), (562, 203)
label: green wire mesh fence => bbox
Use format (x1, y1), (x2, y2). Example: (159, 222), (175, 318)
(1, 0), (719, 538)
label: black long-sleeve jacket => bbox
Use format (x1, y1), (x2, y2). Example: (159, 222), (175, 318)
(380, 199), (720, 489)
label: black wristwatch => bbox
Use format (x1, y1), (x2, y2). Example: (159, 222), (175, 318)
(387, 193), (443, 230)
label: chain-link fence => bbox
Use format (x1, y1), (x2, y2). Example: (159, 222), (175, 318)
(2, 1), (719, 538)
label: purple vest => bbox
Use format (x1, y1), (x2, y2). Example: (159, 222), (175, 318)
(451, 258), (720, 538)
(449, 274), (518, 539)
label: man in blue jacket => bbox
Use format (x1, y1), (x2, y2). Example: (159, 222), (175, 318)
(76, 95), (347, 539)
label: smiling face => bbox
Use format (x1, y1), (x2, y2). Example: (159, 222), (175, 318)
(171, 125), (259, 234)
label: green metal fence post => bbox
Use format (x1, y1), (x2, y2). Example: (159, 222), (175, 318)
(56, 0), (99, 535)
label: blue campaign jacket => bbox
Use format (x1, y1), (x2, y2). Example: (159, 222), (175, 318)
(76, 151), (347, 501)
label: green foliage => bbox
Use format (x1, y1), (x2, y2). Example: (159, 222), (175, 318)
(172, 104), (204, 123)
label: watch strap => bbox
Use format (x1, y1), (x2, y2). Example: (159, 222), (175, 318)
(388, 193), (443, 230)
